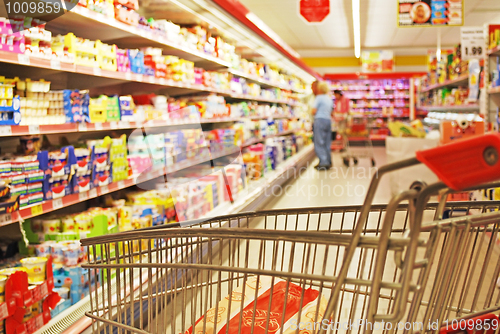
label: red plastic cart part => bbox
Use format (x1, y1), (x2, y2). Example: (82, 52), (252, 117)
(416, 133), (500, 191)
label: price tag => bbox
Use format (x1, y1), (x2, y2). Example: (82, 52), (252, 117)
(31, 204), (43, 217)
(118, 181), (125, 188)
(52, 198), (63, 210)
(18, 54), (30, 65)
(118, 121), (130, 128)
(29, 125), (40, 134)
(95, 123), (103, 130)
(0, 126), (12, 136)
(0, 213), (12, 225)
(148, 76), (155, 84)
(135, 74), (143, 82)
(125, 72), (132, 80)
(93, 67), (102, 76)
(78, 123), (87, 131)
(100, 185), (109, 194)
(461, 27), (485, 60)
(89, 188), (97, 198)
(110, 122), (118, 129)
(50, 59), (61, 70)
(79, 191), (88, 201)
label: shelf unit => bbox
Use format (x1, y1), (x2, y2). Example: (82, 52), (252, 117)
(420, 74), (469, 93)
(0, 51), (299, 105)
(43, 6), (305, 94)
(487, 24), (500, 130)
(325, 73), (424, 142)
(419, 105), (480, 112)
(0, 0), (320, 332)
(0, 129), (296, 226)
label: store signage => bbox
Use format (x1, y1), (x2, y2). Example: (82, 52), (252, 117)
(299, 0), (330, 23)
(361, 51), (394, 73)
(398, 0), (463, 27)
(461, 27), (485, 60)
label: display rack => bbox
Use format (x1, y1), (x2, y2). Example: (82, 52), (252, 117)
(0, 0), (318, 332)
(325, 72), (424, 142)
(486, 24), (500, 130)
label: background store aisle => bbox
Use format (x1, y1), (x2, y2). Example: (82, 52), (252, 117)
(265, 147), (391, 209)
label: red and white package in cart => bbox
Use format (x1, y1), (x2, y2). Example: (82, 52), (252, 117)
(185, 276), (328, 334)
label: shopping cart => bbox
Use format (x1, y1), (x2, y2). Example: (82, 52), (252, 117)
(341, 117), (376, 167)
(82, 133), (500, 334)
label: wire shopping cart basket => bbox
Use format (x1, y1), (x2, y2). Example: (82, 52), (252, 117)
(82, 133), (500, 334)
(341, 117), (376, 167)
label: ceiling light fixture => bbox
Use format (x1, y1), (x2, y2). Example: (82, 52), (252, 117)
(352, 0), (361, 58)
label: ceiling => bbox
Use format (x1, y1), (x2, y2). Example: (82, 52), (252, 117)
(237, 0), (500, 57)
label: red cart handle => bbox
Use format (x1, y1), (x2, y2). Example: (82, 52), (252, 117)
(416, 133), (500, 191)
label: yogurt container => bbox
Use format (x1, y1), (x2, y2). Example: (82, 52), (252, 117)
(0, 267), (27, 277)
(0, 275), (7, 303)
(34, 243), (51, 258)
(63, 245), (80, 267)
(51, 244), (64, 264)
(20, 257), (47, 284)
(42, 218), (61, 233)
(61, 217), (76, 232)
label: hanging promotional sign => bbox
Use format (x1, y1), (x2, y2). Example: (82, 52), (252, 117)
(460, 27), (486, 60)
(299, 0), (330, 23)
(361, 51), (394, 73)
(398, 0), (463, 27)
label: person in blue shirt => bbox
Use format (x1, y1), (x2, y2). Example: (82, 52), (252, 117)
(311, 81), (334, 170)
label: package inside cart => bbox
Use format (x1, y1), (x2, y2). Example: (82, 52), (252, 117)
(81, 132), (500, 334)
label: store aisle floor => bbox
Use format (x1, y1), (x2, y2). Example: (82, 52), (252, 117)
(265, 147), (392, 209)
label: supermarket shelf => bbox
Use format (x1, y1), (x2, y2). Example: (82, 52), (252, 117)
(488, 46), (500, 57)
(7, 130), (296, 224)
(421, 74), (469, 92)
(7, 148), (228, 224)
(352, 106), (410, 109)
(45, 8), (307, 93)
(225, 93), (297, 105)
(418, 105), (480, 112)
(48, 6), (231, 69)
(347, 96), (410, 100)
(331, 87), (410, 91)
(35, 145), (315, 334)
(0, 115), (294, 137)
(228, 69), (302, 93)
(0, 51), (299, 106)
(488, 86), (500, 95)
(352, 115), (410, 119)
(241, 130), (295, 147)
(0, 50), (221, 92)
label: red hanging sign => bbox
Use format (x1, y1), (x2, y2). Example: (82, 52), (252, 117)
(299, 0), (330, 23)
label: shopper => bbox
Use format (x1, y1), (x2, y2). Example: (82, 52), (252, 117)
(333, 90), (350, 138)
(312, 81), (333, 170)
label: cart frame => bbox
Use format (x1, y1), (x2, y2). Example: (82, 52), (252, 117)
(82, 133), (500, 334)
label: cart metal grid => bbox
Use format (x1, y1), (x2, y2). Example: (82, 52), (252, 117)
(341, 118), (376, 167)
(82, 133), (500, 334)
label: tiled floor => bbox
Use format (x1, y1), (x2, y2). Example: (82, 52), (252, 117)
(263, 147), (392, 210)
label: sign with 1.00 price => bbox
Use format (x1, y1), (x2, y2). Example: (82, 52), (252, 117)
(461, 27), (485, 60)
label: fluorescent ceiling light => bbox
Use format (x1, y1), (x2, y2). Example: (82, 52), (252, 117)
(352, 0), (361, 58)
(245, 12), (301, 59)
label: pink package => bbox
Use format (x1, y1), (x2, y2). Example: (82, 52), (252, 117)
(117, 48), (131, 72)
